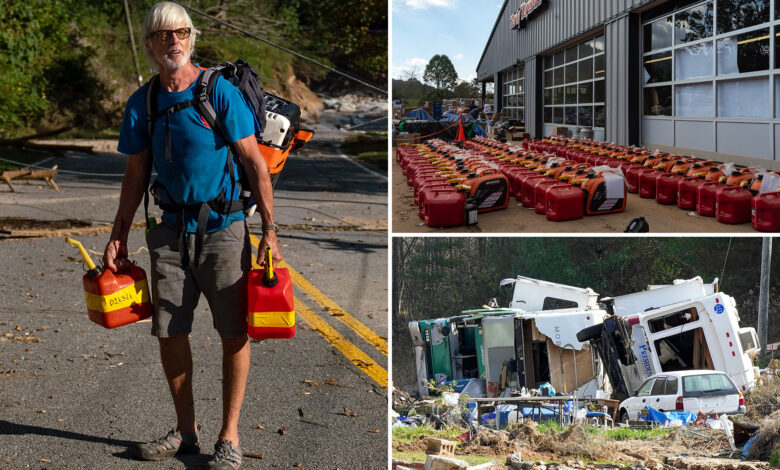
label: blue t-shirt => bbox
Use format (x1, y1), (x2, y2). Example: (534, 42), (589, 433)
(118, 70), (255, 233)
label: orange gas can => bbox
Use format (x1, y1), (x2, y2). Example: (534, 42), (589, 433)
(247, 247), (296, 339)
(66, 237), (152, 329)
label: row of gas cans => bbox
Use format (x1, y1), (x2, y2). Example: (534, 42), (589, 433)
(397, 137), (629, 226)
(397, 140), (510, 227)
(466, 137), (627, 221)
(525, 136), (780, 232)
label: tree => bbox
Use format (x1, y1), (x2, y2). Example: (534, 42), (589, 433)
(423, 54), (457, 90)
(452, 79), (478, 99)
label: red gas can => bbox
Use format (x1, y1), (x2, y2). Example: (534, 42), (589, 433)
(546, 184), (584, 221)
(638, 169), (663, 199)
(66, 237), (153, 329)
(715, 187), (752, 224)
(697, 182), (722, 217)
(752, 192), (780, 232)
(521, 175), (549, 208)
(677, 176), (705, 210)
(624, 165), (646, 193)
(534, 179), (561, 214)
(422, 189), (466, 227)
(656, 173), (683, 205)
(248, 247), (295, 339)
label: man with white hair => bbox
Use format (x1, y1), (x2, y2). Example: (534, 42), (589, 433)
(103, 2), (279, 468)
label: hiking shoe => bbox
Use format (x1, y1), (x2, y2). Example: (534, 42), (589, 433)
(135, 426), (201, 461)
(205, 440), (242, 469)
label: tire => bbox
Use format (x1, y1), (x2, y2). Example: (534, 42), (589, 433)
(619, 410), (629, 424)
(577, 324), (603, 342)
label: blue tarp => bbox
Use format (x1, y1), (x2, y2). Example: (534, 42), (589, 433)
(641, 406), (697, 425)
(407, 108), (434, 121)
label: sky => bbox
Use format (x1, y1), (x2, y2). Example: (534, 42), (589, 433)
(392, 0), (505, 84)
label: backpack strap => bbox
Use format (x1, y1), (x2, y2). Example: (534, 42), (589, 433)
(143, 75), (161, 232)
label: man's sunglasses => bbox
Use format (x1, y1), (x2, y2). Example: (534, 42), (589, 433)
(149, 27), (191, 42)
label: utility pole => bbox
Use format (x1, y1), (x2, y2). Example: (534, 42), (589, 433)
(124, 0), (144, 87)
(758, 237), (772, 361)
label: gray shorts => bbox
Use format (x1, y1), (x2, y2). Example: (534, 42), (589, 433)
(145, 220), (251, 338)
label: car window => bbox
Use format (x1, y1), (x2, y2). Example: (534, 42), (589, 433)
(665, 376), (678, 394)
(683, 374), (737, 396)
(637, 378), (656, 396)
(651, 377), (667, 395)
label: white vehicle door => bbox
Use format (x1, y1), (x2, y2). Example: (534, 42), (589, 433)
(626, 377), (656, 418)
(659, 375), (679, 412)
(646, 376), (669, 411)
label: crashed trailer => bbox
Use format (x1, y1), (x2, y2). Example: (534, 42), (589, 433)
(408, 276), (608, 398)
(578, 277), (760, 401)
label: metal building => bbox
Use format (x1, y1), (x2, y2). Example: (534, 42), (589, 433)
(477, 0), (780, 168)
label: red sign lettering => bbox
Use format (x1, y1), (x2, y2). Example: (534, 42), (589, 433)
(510, 0), (546, 30)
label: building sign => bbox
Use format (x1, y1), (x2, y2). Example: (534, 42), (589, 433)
(510, 0), (546, 30)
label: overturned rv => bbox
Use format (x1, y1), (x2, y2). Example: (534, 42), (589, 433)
(408, 276), (609, 399)
(408, 275), (760, 402)
(579, 277), (760, 401)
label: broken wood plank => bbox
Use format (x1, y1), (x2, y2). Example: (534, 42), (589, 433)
(1, 166), (59, 192)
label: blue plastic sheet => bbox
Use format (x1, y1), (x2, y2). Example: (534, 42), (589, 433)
(407, 109), (434, 121)
(641, 406), (696, 425)
(742, 435), (758, 460)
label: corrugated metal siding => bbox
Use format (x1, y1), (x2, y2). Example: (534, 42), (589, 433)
(605, 15), (629, 145)
(477, 0), (654, 79)
(524, 56), (538, 137)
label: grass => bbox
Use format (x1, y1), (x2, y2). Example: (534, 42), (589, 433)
(392, 424), (465, 444)
(341, 132), (387, 171)
(531, 420), (671, 441)
(0, 146), (58, 172)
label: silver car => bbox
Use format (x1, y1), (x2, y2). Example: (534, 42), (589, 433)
(617, 370), (746, 423)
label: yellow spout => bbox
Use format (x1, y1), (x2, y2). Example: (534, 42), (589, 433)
(265, 246), (274, 280)
(65, 237), (97, 271)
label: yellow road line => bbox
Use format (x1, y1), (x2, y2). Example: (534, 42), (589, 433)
(294, 296), (387, 389)
(249, 234), (388, 356)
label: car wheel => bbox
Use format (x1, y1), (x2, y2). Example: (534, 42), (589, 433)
(576, 324), (603, 342)
(619, 410), (629, 424)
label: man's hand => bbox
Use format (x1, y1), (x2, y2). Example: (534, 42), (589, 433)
(103, 239), (130, 272)
(256, 231), (283, 267)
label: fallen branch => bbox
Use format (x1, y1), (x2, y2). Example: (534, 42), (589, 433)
(1, 166), (59, 192)
(0, 126), (73, 145)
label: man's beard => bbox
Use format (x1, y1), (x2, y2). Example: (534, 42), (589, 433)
(158, 48), (190, 71)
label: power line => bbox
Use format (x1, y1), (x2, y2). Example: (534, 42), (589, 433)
(171, 1), (387, 95)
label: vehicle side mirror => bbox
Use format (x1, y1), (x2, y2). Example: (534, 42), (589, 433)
(633, 389), (639, 397)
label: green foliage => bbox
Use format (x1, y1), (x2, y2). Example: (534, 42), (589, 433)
(422, 88), (456, 104)
(393, 77), (434, 107)
(279, 0), (387, 83)
(770, 450), (779, 467)
(423, 54), (458, 90)
(391, 423), (465, 443)
(599, 427), (670, 441)
(0, 1), (69, 134)
(0, 0), (386, 137)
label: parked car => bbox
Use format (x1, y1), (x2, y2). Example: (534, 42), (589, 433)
(617, 370), (746, 423)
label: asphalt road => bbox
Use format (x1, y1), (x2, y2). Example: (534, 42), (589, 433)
(0, 125), (388, 469)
